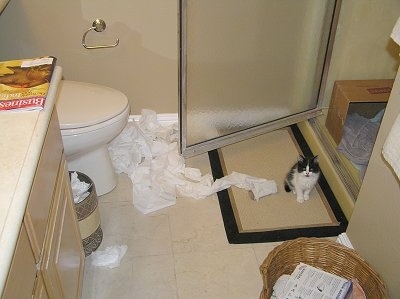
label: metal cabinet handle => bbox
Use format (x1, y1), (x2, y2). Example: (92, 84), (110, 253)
(82, 19), (119, 49)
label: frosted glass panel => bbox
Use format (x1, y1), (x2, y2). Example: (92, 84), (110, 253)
(180, 0), (339, 155)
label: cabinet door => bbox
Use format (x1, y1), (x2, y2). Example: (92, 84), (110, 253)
(41, 157), (84, 299)
(2, 223), (37, 299)
(33, 272), (49, 299)
(25, 108), (63, 261)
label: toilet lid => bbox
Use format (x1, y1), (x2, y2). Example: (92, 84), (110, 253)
(56, 80), (129, 129)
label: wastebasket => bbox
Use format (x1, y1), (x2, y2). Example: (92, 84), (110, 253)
(71, 171), (103, 257)
(259, 237), (388, 298)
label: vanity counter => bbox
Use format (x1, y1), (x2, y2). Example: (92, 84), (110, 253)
(0, 66), (62, 295)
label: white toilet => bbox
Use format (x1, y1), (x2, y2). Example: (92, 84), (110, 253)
(56, 80), (130, 195)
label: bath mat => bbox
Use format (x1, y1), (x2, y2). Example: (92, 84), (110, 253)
(208, 125), (348, 244)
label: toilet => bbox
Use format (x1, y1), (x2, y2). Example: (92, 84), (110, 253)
(56, 80), (130, 195)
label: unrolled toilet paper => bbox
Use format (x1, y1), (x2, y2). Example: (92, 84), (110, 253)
(90, 245), (128, 268)
(108, 109), (277, 214)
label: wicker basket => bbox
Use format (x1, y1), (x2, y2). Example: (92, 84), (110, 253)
(259, 237), (388, 299)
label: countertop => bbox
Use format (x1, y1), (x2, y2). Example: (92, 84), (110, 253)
(0, 66), (62, 295)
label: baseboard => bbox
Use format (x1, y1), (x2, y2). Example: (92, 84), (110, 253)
(128, 113), (178, 125)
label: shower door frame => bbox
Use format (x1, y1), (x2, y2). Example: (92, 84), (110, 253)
(179, 0), (342, 157)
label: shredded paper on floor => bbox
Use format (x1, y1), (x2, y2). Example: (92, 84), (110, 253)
(108, 109), (277, 214)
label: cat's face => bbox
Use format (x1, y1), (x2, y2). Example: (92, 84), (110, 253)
(296, 155), (319, 177)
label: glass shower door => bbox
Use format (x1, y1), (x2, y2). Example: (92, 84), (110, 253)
(179, 0), (341, 156)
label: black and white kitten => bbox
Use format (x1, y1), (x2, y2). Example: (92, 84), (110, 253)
(284, 155), (320, 203)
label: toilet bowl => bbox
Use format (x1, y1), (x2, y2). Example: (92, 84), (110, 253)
(56, 80), (130, 195)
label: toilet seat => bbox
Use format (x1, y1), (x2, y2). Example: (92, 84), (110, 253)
(59, 104), (130, 136)
(56, 80), (129, 133)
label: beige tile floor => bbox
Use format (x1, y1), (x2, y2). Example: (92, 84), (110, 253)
(81, 153), (282, 299)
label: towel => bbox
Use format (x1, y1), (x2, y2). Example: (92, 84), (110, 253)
(382, 114), (400, 180)
(391, 17), (400, 46)
(337, 113), (379, 166)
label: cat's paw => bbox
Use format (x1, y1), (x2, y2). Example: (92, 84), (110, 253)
(304, 195), (310, 201)
(296, 196), (304, 203)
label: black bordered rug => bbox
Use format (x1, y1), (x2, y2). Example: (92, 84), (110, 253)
(208, 125), (348, 244)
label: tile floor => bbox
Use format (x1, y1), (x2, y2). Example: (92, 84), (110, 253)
(81, 153), (282, 299)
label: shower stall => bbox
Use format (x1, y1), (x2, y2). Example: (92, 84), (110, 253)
(179, 0), (341, 156)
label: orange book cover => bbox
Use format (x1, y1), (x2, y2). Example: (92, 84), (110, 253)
(0, 56), (56, 112)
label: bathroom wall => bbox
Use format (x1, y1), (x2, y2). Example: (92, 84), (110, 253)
(346, 61), (400, 298)
(0, 0), (399, 115)
(0, 0), (178, 114)
(322, 0), (400, 107)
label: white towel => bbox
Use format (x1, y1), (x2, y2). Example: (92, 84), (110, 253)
(391, 17), (400, 46)
(382, 114), (400, 180)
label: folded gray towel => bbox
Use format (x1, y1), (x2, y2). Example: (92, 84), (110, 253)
(337, 113), (379, 166)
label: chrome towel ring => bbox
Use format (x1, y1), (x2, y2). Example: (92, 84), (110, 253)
(82, 19), (119, 49)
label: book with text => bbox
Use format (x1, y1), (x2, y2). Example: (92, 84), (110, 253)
(0, 56), (57, 112)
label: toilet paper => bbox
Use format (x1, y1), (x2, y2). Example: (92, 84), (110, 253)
(391, 16), (400, 46)
(70, 171), (92, 204)
(108, 109), (277, 214)
(90, 245), (128, 269)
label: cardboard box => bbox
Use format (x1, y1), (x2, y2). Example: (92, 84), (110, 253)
(326, 79), (394, 144)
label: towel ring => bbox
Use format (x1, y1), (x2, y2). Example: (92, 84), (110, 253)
(82, 19), (119, 49)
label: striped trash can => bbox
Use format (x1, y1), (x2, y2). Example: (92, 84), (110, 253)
(71, 171), (103, 257)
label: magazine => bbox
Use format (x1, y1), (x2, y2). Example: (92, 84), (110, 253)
(0, 56), (56, 112)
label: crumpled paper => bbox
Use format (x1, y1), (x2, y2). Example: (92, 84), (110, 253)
(176, 171), (277, 201)
(108, 109), (277, 214)
(70, 171), (92, 204)
(90, 245), (128, 269)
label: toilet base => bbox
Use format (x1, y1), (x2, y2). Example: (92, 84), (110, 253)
(66, 146), (117, 196)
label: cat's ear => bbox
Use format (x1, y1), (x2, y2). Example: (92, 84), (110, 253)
(298, 155), (305, 162)
(313, 155), (319, 163)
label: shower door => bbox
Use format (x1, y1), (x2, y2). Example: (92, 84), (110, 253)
(179, 0), (341, 157)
